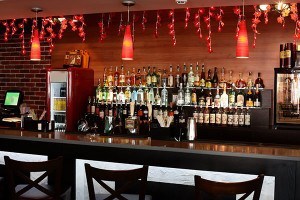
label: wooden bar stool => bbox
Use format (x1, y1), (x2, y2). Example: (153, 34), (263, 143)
(194, 174), (264, 200)
(4, 156), (71, 200)
(85, 164), (152, 200)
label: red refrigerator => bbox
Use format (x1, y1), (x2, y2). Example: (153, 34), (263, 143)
(46, 67), (94, 132)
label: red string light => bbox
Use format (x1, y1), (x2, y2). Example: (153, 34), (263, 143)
(19, 18), (27, 55)
(107, 13), (111, 29)
(290, 3), (299, 42)
(263, 5), (271, 24)
(234, 6), (242, 39)
(204, 7), (213, 53)
(142, 11), (147, 31)
(168, 9), (176, 46)
(194, 8), (204, 39)
(58, 17), (68, 39)
(3, 20), (10, 42)
(75, 15), (86, 42)
(216, 7), (224, 32)
(252, 5), (262, 48)
(154, 10), (161, 38)
(185, 8), (190, 29)
(10, 19), (17, 36)
(98, 13), (106, 42)
(132, 13), (135, 42)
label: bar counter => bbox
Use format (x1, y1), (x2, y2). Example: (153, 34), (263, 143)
(0, 129), (299, 200)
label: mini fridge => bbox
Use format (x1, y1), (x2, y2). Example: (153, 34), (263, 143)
(46, 67), (94, 132)
(274, 68), (300, 128)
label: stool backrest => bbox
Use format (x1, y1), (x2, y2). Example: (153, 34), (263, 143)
(194, 174), (264, 200)
(85, 164), (149, 200)
(4, 156), (63, 200)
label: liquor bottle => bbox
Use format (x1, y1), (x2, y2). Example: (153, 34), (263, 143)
(103, 67), (108, 87)
(245, 87), (254, 107)
(198, 105), (204, 125)
(124, 86), (131, 102)
(118, 88), (125, 103)
(193, 105), (199, 123)
(226, 70), (233, 88)
(168, 65), (174, 87)
(161, 69), (168, 87)
(210, 103), (216, 125)
(221, 107), (228, 126)
(284, 42), (292, 68)
(179, 106), (186, 124)
(108, 102), (113, 117)
(122, 101), (128, 121)
(253, 84), (261, 107)
(184, 83), (191, 105)
(247, 72), (253, 89)
(146, 66), (152, 87)
(102, 86), (107, 102)
(114, 66), (120, 86)
(130, 67), (136, 86)
(211, 67), (219, 88)
(107, 66), (113, 87)
(137, 85), (144, 103)
(175, 65), (181, 88)
(238, 106), (245, 126)
(214, 86), (221, 107)
(191, 87), (197, 105)
(152, 67), (158, 87)
(194, 62), (200, 87)
(131, 87), (137, 102)
(153, 102), (159, 122)
(104, 101), (109, 117)
(227, 106), (233, 126)
(143, 102), (149, 121)
(148, 87), (155, 104)
(126, 70), (131, 86)
(233, 106), (239, 127)
(86, 96), (91, 114)
(198, 88), (205, 106)
(203, 105), (210, 125)
(255, 72), (265, 88)
(200, 63), (206, 87)
(236, 72), (246, 88)
(219, 67), (226, 89)
(205, 69), (212, 88)
(107, 87), (113, 102)
(228, 86), (236, 107)
(143, 87), (149, 104)
(161, 82), (168, 106)
(245, 107), (251, 127)
(177, 83), (185, 106)
(173, 104), (179, 124)
(205, 89), (212, 106)
(168, 103), (174, 121)
(155, 87), (161, 105)
(141, 67), (147, 87)
(216, 105), (222, 126)
(156, 68), (162, 87)
(182, 63), (188, 87)
(280, 44), (285, 68)
(112, 86), (118, 103)
(96, 79), (103, 101)
(136, 68), (142, 86)
(91, 96), (96, 114)
(99, 100), (105, 121)
(188, 64), (194, 87)
(236, 89), (245, 107)
(137, 102), (143, 118)
(119, 65), (125, 86)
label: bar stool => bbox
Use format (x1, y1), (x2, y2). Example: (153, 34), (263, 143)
(4, 156), (71, 200)
(194, 174), (264, 200)
(85, 164), (152, 200)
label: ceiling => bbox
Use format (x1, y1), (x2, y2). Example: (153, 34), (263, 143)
(0, 0), (293, 20)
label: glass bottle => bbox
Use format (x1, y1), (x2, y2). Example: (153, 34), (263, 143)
(193, 105), (199, 123)
(255, 72), (265, 88)
(175, 65), (181, 88)
(216, 105), (222, 126)
(112, 86), (118, 103)
(238, 106), (245, 127)
(200, 63), (206, 87)
(130, 67), (136, 86)
(194, 62), (200, 87)
(146, 66), (152, 87)
(155, 87), (161, 105)
(214, 86), (220, 107)
(96, 79), (103, 101)
(168, 65), (174, 87)
(228, 86), (236, 107)
(211, 67), (219, 88)
(236, 72), (246, 88)
(184, 83), (191, 105)
(210, 103), (216, 125)
(124, 86), (131, 102)
(198, 88), (205, 106)
(131, 87), (137, 102)
(205, 89), (212, 106)
(161, 83), (168, 106)
(102, 86), (107, 102)
(114, 66), (119, 86)
(119, 65), (125, 86)
(253, 84), (261, 107)
(141, 67), (147, 87)
(219, 67), (226, 89)
(136, 68), (142, 86)
(126, 70), (131, 86)
(143, 87), (148, 103)
(103, 67), (107, 87)
(188, 64), (194, 87)
(245, 107), (251, 127)
(221, 107), (228, 126)
(205, 69), (212, 88)
(280, 44), (285, 68)
(118, 87), (125, 103)
(137, 85), (144, 104)
(227, 106), (233, 126)
(152, 67), (158, 87)
(107, 66), (113, 87)
(233, 106), (239, 127)
(107, 87), (113, 103)
(203, 105), (210, 125)
(245, 87), (254, 107)
(182, 63), (188, 87)
(236, 89), (245, 107)
(198, 105), (204, 125)
(191, 87), (197, 105)
(161, 69), (168, 87)
(156, 68), (162, 87)
(177, 83), (185, 106)
(148, 87), (155, 104)
(226, 70), (233, 88)
(153, 102), (159, 122)
(247, 72), (253, 89)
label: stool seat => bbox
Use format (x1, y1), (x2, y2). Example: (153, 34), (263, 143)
(95, 193), (152, 200)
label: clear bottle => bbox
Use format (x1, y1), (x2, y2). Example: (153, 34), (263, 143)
(233, 106), (239, 127)
(205, 69), (212, 88)
(236, 89), (245, 107)
(152, 67), (158, 87)
(161, 83), (168, 106)
(130, 67), (136, 86)
(200, 63), (206, 87)
(253, 84), (261, 107)
(182, 63), (188, 87)
(155, 87), (161, 105)
(228, 86), (236, 107)
(247, 72), (253, 89)
(205, 89), (212, 106)
(245, 107), (251, 127)
(177, 83), (185, 106)
(175, 65), (181, 88)
(219, 67), (226, 89)
(188, 64), (194, 87)
(184, 83), (191, 105)
(191, 87), (197, 105)
(131, 87), (137, 102)
(118, 87), (125, 103)
(141, 67), (147, 87)
(107, 87), (113, 102)
(211, 67), (219, 88)
(136, 68), (142, 86)
(137, 85), (144, 104)
(238, 106), (245, 126)
(124, 86), (131, 102)
(236, 72), (246, 88)
(146, 66), (152, 87)
(96, 79), (103, 101)
(114, 66), (120, 86)
(255, 72), (265, 88)
(214, 86), (221, 107)
(119, 65), (125, 86)
(194, 62), (200, 87)
(168, 65), (174, 87)
(148, 87), (155, 104)
(226, 70), (233, 89)
(161, 69), (168, 87)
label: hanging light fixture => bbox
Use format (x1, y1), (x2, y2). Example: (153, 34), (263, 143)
(30, 7), (42, 61)
(121, 0), (135, 61)
(236, 0), (249, 58)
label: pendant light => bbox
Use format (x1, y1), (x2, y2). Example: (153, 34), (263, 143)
(236, 0), (249, 58)
(30, 7), (42, 61)
(121, 0), (135, 61)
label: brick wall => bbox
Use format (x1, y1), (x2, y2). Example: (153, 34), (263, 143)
(0, 34), (51, 116)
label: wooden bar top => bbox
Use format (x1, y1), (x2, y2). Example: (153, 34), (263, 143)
(1, 129), (300, 161)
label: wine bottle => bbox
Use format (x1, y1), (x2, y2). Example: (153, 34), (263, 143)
(114, 66), (120, 86)
(146, 66), (152, 87)
(168, 65), (174, 87)
(194, 62), (200, 87)
(221, 107), (228, 126)
(152, 67), (158, 87)
(119, 65), (125, 86)
(200, 63), (206, 87)
(210, 103), (216, 125)
(284, 43), (292, 68)
(227, 106), (233, 126)
(96, 79), (103, 101)
(188, 64), (194, 87)
(255, 72), (265, 88)
(214, 86), (221, 107)
(205, 89), (212, 106)
(238, 106), (245, 127)
(156, 68), (162, 87)
(204, 105), (210, 125)
(205, 69), (212, 88)
(173, 104), (179, 124)
(245, 107), (251, 127)
(228, 86), (236, 107)
(233, 106), (239, 127)
(216, 105), (222, 126)
(245, 87), (254, 107)
(175, 65), (181, 88)
(182, 63), (188, 87)
(280, 44), (285, 68)
(198, 105), (204, 125)
(193, 105), (199, 123)
(211, 67), (219, 88)
(253, 84), (261, 107)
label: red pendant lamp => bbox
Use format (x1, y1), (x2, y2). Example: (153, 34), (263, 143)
(236, 0), (249, 58)
(121, 0), (135, 61)
(30, 7), (42, 61)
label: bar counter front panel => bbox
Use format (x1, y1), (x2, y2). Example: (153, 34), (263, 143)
(0, 129), (299, 200)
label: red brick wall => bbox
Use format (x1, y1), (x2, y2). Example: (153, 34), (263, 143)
(0, 34), (51, 116)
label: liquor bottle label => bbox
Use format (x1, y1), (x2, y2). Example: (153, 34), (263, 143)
(245, 114), (251, 126)
(193, 112), (199, 119)
(221, 114), (227, 124)
(233, 114), (239, 126)
(210, 114), (216, 124)
(238, 115), (244, 125)
(153, 110), (158, 119)
(254, 99), (260, 107)
(204, 114), (210, 124)
(229, 95), (235, 105)
(91, 106), (95, 114)
(119, 75), (125, 83)
(236, 95), (244, 107)
(285, 50), (291, 58)
(246, 100), (254, 107)
(198, 113), (204, 124)
(168, 76), (174, 87)
(214, 99), (220, 107)
(280, 51), (285, 59)
(200, 79), (205, 87)
(151, 76), (157, 83)
(147, 76), (152, 85)
(206, 97), (212, 106)
(227, 115), (233, 125)
(191, 93), (197, 104)
(216, 113), (221, 124)
(99, 111), (104, 119)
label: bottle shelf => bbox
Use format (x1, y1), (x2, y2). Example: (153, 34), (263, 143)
(52, 110), (66, 113)
(101, 85), (264, 90)
(53, 97), (66, 99)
